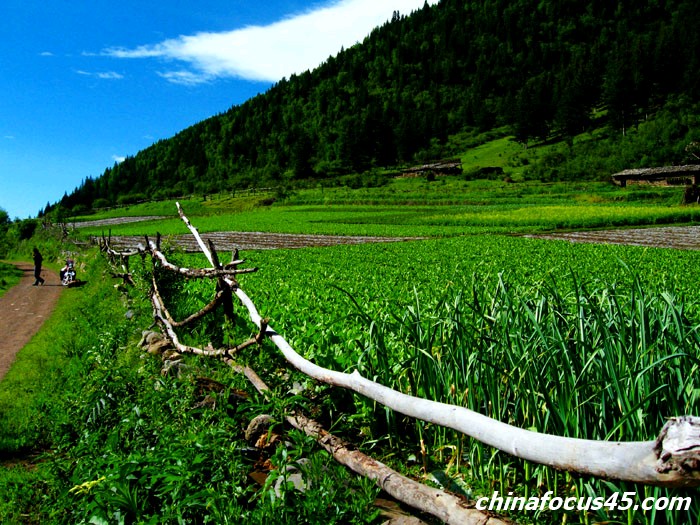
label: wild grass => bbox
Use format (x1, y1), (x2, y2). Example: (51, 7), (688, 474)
(0, 262), (22, 298)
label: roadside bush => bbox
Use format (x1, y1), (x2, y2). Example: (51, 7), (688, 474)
(16, 219), (37, 240)
(116, 193), (148, 206)
(92, 198), (111, 209)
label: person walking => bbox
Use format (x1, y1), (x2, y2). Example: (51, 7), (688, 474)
(32, 247), (45, 286)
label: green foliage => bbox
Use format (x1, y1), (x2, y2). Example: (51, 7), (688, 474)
(0, 262), (22, 298)
(0, 246), (381, 523)
(234, 236), (700, 523)
(524, 99), (700, 181)
(354, 274), (700, 523)
(74, 179), (693, 240)
(0, 207), (11, 257)
(16, 219), (38, 240)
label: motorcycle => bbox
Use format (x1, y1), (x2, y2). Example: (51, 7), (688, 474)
(61, 259), (77, 286)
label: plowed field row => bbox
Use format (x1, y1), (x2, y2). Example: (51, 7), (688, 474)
(101, 231), (424, 252)
(71, 216), (168, 228)
(528, 225), (700, 250)
(78, 215), (700, 251)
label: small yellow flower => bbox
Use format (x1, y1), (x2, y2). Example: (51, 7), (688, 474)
(69, 476), (106, 495)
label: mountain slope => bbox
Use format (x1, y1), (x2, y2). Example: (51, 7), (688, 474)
(58, 0), (700, 213)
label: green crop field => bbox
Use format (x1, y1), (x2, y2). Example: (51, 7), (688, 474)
(71, 177), (693, 241)
(163, 233), (700, 524)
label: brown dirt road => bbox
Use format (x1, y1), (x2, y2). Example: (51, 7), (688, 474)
(0, 262), (62, 381)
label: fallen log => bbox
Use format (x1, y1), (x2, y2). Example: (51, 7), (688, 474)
(229, 363), (510, 525)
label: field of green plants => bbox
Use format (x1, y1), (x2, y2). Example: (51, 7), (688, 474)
(2, 186), (700, 523)
(143, 232), (700, 524)
(236, 236), (700, 520)
(71, 178), (694, 241)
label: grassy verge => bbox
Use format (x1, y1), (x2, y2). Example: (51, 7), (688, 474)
(0, 250), (129, 453)
(0, 248), (146, 522)
(0, 262), (23, 298)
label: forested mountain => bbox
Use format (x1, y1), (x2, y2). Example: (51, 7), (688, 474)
(58, 0), (700, 212)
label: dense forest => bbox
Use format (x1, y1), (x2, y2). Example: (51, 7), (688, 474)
(55, 0), (700, 213)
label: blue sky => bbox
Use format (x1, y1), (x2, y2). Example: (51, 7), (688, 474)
(0, 0), (437, 220)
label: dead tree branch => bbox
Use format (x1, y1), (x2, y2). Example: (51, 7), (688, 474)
(150, 287), (227, 357)
(229, 363), (510, 525)
(149, 246), (257, 279)
(98, 231), (142, 259)
(173, 291), (225, 327)
(150, 273), (263, 359)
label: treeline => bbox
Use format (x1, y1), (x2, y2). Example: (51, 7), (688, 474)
(56, 0), (700, 213)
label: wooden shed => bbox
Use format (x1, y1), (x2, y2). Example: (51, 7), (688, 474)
(612, 165), (700, 187)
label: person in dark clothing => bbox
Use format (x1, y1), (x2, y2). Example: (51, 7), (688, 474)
(32, 247), (45, 286)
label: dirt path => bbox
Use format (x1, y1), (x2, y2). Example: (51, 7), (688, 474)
(0, 262), (62, 381)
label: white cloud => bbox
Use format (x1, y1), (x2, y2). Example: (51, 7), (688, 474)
(157, 70), (209, 86)
(40, 51), (54, 57)
(76, 69), (123, 79)
(97, 71), (124, 80)
(103, 0), (438, 84)
(112, 155), (126, 163)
